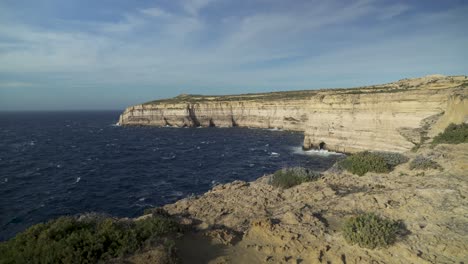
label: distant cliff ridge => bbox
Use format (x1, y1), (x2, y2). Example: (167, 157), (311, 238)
(119, 75), (468, 153)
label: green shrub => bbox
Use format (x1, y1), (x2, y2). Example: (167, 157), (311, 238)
(143, 207), (171, 217)
(409, 155), (441, 170)
(432, 123), (468, 145)
(340, 152), (390, 176)
(271, 167), (321, 189)
(134, 216), (180, 243)
(343, 213), (399, 249)
(373, 152), (409, 168)
(0, 214), (181, 264)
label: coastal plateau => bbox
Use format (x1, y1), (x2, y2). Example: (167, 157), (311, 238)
(118, 75), (468, 153)
(161, 142), (468, 264)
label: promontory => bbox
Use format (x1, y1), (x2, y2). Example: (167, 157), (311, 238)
(119, 74), (468, 153)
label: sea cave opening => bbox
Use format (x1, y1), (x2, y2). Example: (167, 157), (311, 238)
(319, 141), (326, 150)
(209, 119), (215, 127)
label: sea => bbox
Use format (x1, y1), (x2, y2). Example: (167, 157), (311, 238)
(0, 111), (341, 240)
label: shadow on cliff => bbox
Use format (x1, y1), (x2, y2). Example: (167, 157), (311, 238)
(176, 232), (230, 264)
(187, 105), (201, 127)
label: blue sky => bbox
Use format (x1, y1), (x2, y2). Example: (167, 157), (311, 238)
(0, 0), (467, 110)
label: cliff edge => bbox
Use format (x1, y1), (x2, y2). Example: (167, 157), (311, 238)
(161, 142), (468, 264)
(119, 75), (468, 153)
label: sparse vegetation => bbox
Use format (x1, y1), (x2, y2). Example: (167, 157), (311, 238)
(373, 152), (409, 168)
(339, 152), (390, 176)
(411, 143), (422, 152)
(409, 156), (441, 171)
(0, 214), (181, 264)
(432, 123), (468, 145)
(270, 167), (321, 189)
(143, 207), (171, 217)
(340, 87), (409, 95)
(143, 90), (320, 104)
(338, 151), (408, 176)
(343, 213), (400, 249)
(142, 83), (416, 105)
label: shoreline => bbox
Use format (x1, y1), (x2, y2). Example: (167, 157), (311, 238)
(0, 126), (339, 242)
(160, 142), (468, 263)
(2, 139), (467, 263)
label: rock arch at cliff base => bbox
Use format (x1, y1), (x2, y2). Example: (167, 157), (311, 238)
(319, 142), (326, 150)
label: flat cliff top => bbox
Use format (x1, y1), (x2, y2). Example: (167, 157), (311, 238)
(143, 75), (467, 105)
(163, 143), (468, 263)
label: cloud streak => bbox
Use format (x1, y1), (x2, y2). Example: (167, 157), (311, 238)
(0, 81), (36, 88)
(0, 0), (466, 110)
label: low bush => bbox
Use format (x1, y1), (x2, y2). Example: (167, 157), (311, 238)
(271, 167), (321, 189)
(432, 123), (468, 145)
(143, 207), (171, 217)
(373, 152), (409, 168)
(343, 213), (400, 249)
(409, 156), (441, 170)
(0, 214), (181, 264)
(339, 152), (390, 176)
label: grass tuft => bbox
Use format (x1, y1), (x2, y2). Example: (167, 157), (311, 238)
(339, 152), (390, 176)
(342, 213), (400, 249)
(372, 152), (409, 168)
(270, 167), (321, 189)
(409, 156), (441, 171)
(432, 123), (468, 145)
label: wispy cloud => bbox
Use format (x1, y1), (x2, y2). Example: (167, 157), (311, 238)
(98, 15), (145, 33)
(0, 0), (466, 110)
(377, 3), (410, 20)
(182, 0), (219, 16)
(140, 7), (172, 18)
(0, 81), (36, 88)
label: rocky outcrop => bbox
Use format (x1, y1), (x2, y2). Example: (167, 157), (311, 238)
(119, 75), (468, 153)
(164, 143), (468, 264)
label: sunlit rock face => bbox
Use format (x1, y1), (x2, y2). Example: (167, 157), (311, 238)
(119, 75), (468, 153)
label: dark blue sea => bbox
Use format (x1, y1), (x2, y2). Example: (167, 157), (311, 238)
(0, 111), (341, 240)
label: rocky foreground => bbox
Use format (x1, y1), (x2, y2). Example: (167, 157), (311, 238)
(154, 143), (468, 264)
(120, 75), (468, 264)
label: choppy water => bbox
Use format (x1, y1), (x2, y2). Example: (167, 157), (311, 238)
(0, 111), (341, 240)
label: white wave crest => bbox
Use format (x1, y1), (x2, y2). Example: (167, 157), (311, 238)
(291, 146), (343, 156)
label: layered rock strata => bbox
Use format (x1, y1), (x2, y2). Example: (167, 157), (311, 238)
(119, 75), (468, 153)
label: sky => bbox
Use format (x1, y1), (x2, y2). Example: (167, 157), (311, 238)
(0, 0), (467, 110)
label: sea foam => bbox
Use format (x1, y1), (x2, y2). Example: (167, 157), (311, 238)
(291, 146), (343, 156)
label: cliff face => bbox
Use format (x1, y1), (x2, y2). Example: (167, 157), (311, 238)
(119, 75), (468, 153)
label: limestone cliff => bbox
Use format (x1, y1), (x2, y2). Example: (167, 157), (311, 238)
(119, 75), (468, 153)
